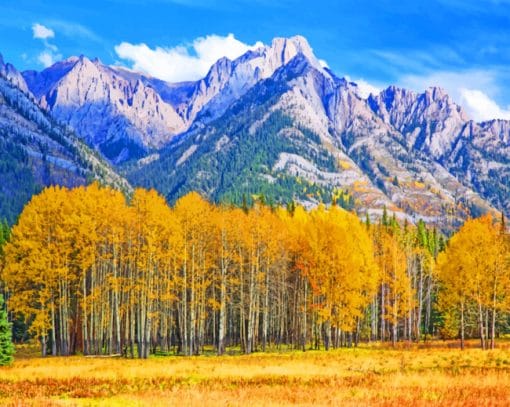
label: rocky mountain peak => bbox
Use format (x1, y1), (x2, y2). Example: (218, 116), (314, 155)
(376, 85), (416, 109)
(270, 36), (313, 62)
(0, 54), (30, 95)
(204, 56), (233, 84)
(22, 53), (186, 163)
(180, 36), (332, 125)
(268, 35), (328, 76)
(64, 56), (80, 64)
(425, 86), (447, 101)
(367, 84), (470, 157)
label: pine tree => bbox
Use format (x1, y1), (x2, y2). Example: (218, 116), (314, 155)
(242, 194), (249, 214)
(0, 219), (9, 256)
(286, 200), (296, 216)
(0, 294), (14, 365)
(259, 193), (267, 206)
(382, 206), (389, 227)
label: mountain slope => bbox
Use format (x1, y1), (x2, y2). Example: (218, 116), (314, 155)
(127, 52), (495, 229)
(368, 86), (510, 216)
(0, 59), (130, 223)
(21, 36), (328, 164)
(127, 57), (361, 209)
(15, 36), (510, 227)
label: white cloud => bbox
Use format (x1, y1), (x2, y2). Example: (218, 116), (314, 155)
(44, 42), (58, 52)
(37, 50), (62, 67)
(399, 70), (510, 122)
(114, 33), (264, 82)
(46, 19), (101, 42)
(400, 70), (497, 98)
(318, 59), (329, 68)
(354, 79), (381, 99)
(458, 89), (510, 121)
(31, 22), (61, 68)
(32, 23), (54, 40)
(344, 76), (382, 99)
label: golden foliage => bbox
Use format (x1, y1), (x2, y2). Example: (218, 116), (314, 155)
(2, 184), (509, 357)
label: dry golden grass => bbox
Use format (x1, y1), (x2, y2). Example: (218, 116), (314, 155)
(1, 341), (510, 406)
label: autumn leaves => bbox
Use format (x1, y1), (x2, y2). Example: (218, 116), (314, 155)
(1, 183), (508, 357)
(437, 216), (510, 350)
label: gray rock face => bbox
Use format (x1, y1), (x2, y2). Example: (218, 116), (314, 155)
(0, 53), (30, 94)
(367, 85), (509, 216)
(23, 56), (186, 163)
(175, 36), (331, 125)
(368, 86), (469, 158)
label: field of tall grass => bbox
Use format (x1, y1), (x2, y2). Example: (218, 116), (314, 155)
(1, 341), (510, 406)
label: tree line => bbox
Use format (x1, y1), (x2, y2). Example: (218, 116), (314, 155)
(0, 184), (508, 357)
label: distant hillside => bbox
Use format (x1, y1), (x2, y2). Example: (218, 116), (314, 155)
(0, 58), (130, 223)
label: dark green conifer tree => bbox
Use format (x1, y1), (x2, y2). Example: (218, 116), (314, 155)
(382, 206), (389, 227)
(0, 295), (14, 366)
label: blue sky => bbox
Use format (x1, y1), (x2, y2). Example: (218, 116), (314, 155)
(1, 0), (510, 121)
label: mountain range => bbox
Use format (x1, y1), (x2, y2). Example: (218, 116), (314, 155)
(1, 36), (508, 229)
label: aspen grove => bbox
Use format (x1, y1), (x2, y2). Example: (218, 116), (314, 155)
(1, 184), (509, 357)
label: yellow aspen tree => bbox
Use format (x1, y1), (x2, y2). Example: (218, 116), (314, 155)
(438, 215), (510, 350)
(376, 227), (414, 346)
(3, 186), (71, 355)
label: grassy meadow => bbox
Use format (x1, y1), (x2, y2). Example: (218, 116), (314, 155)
(1, 342), (510, 406)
